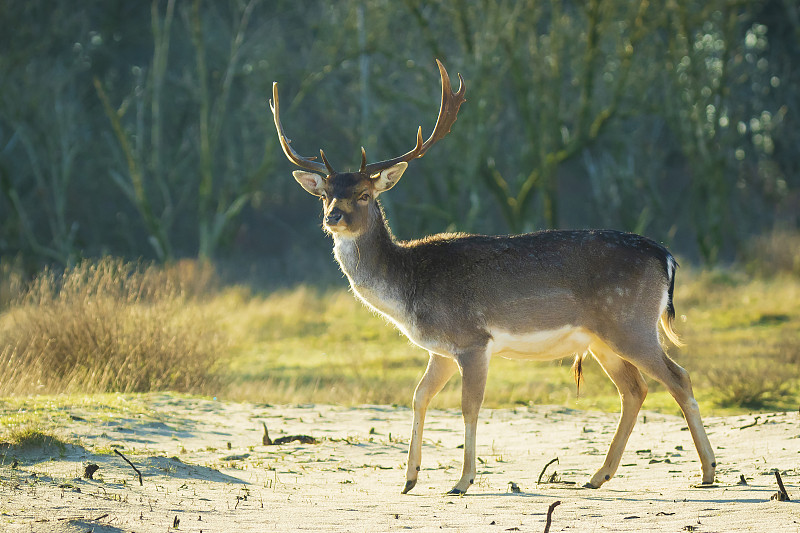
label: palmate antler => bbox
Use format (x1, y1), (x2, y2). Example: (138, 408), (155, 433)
(270, 59), (466, 176)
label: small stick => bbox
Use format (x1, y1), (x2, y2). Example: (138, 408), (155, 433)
(738, 416), (760, 430)
(262, 422), (272, 446)
(262, 421), (317, 446)
(537, 457), (559, 485)
(543, 500), (561, 533)
(774, 470), (791, 501)
(114, 449), (143, 486)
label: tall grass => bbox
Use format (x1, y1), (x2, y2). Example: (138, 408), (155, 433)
(215, 257), (800, 414)
(740, 229), (800, 279)
(1, 231), (798, 413)
(676, 268), (800, 411)
(0, 257), (25, 311)
(0, 258), (224, 395)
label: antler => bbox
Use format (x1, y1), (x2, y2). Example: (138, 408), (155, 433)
(270, 82), (334, 175)
(270, 59), (465, 176)
(362, 59), (466, 175)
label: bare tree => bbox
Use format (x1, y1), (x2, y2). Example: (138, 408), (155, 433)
(94, 0), (179, 261)
(660, 1), (784, 262)
(95, 0), (269, 260)
(482, 0), (651, 232)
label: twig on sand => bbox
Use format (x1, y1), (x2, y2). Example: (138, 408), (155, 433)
(543, 500), (561, 533)
(262, 421), (318, 446)
(772, 470), (791, 501)
(537, 458), (559, 485)
(738, 416), (760, 430)
(114, 449), (143, 486)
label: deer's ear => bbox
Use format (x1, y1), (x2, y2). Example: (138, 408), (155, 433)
(293, 170), (326, 197)
(372, 162), (408, 195)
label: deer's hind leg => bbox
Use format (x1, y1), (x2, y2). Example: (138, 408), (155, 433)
(585, 343), (648, 488)
(403, 352), (458, 494)
(631, 345), (717, 485)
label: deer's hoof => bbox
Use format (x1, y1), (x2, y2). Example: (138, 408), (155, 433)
(446, 487), (466, 496)
(401, 479), (417, 494)
(582, 482), (600, 489)
(692, 481), (719, 489)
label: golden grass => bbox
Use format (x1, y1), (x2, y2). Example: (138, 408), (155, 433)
(675, 268), (800, 411)
(0, 258), (225, 395)
(1, 251), (798, 415)
(213, 269), (800, 415)
(740, 230), (800, 278)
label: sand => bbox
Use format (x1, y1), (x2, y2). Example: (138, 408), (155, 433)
(1, 394), (798, 532)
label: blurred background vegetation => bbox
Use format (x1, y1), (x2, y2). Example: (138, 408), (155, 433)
(1, 0), (798, 279)
(1, 1), (799, 412)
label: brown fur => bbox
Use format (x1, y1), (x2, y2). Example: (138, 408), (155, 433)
(274, 60), (715, 495)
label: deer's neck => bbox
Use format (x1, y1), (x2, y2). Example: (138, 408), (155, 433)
(332, 204), (409, 318)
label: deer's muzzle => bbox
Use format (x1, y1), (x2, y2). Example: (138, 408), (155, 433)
(325, 208), (344, 227)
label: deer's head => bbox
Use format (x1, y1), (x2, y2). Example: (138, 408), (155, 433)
(270, 60), (466, 238)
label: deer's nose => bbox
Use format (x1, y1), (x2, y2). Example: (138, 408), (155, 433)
(325, 209), (344, 225)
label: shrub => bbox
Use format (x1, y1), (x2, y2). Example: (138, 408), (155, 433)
(0, 258), (224, 395)
(0, 257), (26, 311)
(741, 230), (800, 278)
(704, 357), (794, 409)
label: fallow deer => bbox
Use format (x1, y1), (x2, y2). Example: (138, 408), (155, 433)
(269, 60), (716, 495)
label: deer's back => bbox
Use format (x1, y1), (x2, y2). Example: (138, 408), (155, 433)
(391, 229), (674, 352)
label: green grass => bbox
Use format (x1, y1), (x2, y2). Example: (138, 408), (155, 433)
(0, 393), (153, 450)
(0, 393), (151, 428)
(1, 427), (66, 453)
(215, 270), (800, 416)
(675, 268), (800, 412)
(1, 254), (798, 416)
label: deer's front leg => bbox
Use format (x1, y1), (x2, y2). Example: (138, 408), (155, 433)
(403, 352), (458, 494)
(448, 348), (490, 495)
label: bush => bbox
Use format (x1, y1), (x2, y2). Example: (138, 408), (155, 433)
(704, 357), (794, 409)
(0, 258), (224, 395)
(0, 257), (26, 312)
(741, 230), (800, 278)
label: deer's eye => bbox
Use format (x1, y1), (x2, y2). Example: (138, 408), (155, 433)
(358, 192), (370, 202)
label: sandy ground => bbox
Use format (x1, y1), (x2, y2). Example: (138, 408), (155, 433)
(0, 394), (798, 532)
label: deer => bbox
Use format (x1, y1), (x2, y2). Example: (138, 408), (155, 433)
(269, 59), (716, 495)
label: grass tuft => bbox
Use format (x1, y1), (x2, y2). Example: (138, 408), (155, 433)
(740, 230), (800, 278)
(2, 427), (66, 452)
(0, 258), (225, 395)
(705, 357), (794, 409)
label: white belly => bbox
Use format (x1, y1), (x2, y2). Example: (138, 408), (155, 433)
(488, 325), (594, 361)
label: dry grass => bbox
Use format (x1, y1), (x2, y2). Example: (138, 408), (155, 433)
(740, 229), (800, 278)
(0, 258), (225, 396)
(215, 262), (800, 414)
(0, 257), (26, 311)
(675, 267), (800, 411)
(1, 234), (798, 414)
